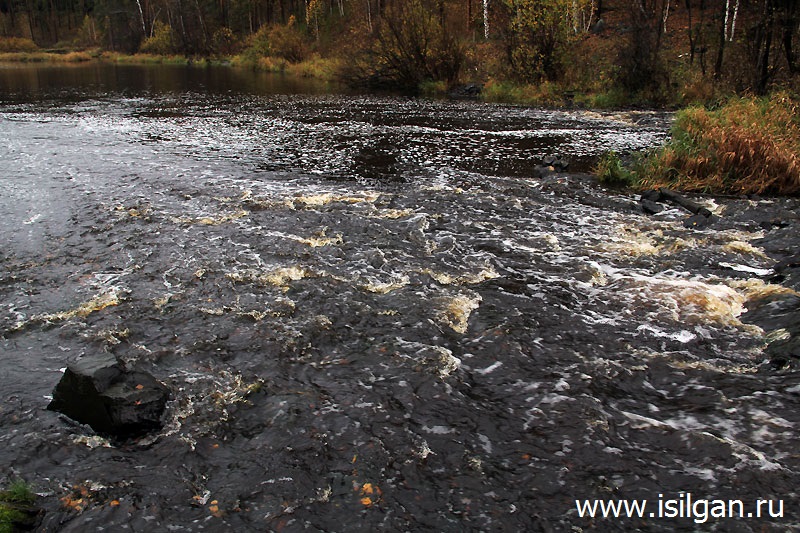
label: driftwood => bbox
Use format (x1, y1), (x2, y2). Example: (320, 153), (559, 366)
(639, 188), (717, 228)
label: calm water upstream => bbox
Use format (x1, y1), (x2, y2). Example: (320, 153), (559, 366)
(1, 63), (798, 532)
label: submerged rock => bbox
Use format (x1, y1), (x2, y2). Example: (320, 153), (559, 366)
(683, 212), (717, 229)
(640, 198), (664, 215)
(48, 353), (170, 439)
(542, 155), (570, 171)
(448, 83), (482, 99)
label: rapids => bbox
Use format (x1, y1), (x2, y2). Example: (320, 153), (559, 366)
(0, 64), (798, 531)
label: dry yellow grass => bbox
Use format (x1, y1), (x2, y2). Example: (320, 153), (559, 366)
(639, 93), (800, 195)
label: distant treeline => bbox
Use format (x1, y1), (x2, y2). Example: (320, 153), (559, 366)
(1, 0), (799, 97)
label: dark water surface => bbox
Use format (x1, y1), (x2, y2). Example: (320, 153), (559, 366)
(1, 63), (799, 531)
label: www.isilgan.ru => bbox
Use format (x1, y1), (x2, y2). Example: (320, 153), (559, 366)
(574, 493), (785, 524)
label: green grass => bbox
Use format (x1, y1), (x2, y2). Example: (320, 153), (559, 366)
(419, 80), (447, 96)
(0, 505), (27, 533)
(0, 480), (36, 533)
(594, 151), (638, 188)
(0, 481), (35, 505)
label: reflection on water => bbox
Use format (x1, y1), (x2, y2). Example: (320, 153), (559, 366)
(0, 61), (343, 97)
(0, 64), (798, 531)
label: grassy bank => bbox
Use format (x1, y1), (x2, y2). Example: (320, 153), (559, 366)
(0, 50), (93, 63)
(597, 93), (800, 196)
(0, 46), (342, 83)
(0, 480), (37, 533)
(229, 53), (340, 80)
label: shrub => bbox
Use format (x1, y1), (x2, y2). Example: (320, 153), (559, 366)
(501, 0), (583, 83)
(638, 93), (800, 195)
(237, 17), (308, 65)
(139, 21), (176, 55)
(0, 37), (38, 53)
(211, 27), (240, 56)
(595, 151), (637, 188)
(268, 17), (308, 62)
(0, 480), (35, 533)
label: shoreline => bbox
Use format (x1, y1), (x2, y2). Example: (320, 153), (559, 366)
(0, 49), (677, 110)
(2, 56), (796, 199)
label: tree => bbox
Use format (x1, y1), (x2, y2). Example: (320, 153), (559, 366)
(500, 0), (591, 82)
(616, 0), (671, 94)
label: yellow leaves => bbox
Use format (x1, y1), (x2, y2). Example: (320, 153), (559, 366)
(350, 456), (383, 507)
(60, 493), (88, 513)
(354, 482), (382, 508)
(61, 484), (123, 514)
(208, 499), (224, 517)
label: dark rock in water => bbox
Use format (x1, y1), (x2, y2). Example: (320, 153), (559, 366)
(448, 84), (482, 99)
(532, 165), (550, 178)
(640, 189), (664, 202)
(542, 155), (569, 171)
(48, 353), (170, 438)
(766, 331), (800, 370)
(683, 212), (717, 229)
(640, 198), (665, 215)
(775, 254), (800, 273)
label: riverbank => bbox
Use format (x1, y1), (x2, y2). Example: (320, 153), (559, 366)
(0, 47), (685, 109)
(596, 93), (800, 197)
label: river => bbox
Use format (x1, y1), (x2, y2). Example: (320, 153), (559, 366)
(0, 63), (798, 531)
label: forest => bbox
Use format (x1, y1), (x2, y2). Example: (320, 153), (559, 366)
(1, 0), (799, 103)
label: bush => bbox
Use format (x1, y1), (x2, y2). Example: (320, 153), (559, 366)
(0, 480), (36, 533)
(2, 481), (35, 505)
(501, 0), (580, 83)
(268, 16), (308, 62)
(638, 93), (800, 195)
(211, 27), (240, 56)
(139, 21), (176, 55)
(595, 151), (637, 188)
(237, 17), (308, 65)
(0, 37), (38, 53)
